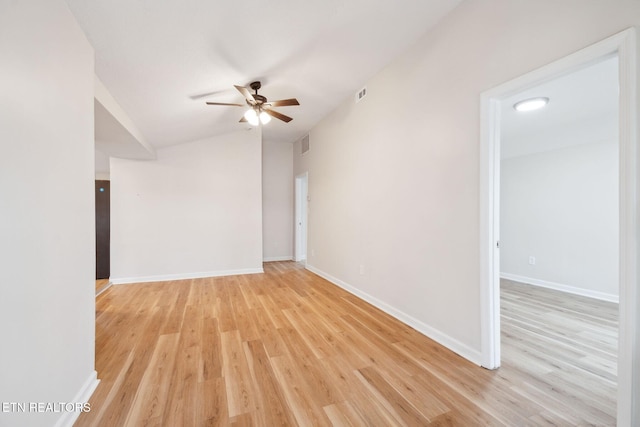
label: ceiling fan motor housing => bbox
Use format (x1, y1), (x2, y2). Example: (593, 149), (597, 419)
(251, 94), (267, 106)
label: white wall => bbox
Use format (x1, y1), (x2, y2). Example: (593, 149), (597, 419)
(0, 1), (98, 426)
(501, 141), (619, 300)
(95, 149), (110, 180)
(110, 130), (263, 283)
(262, 141), (294, 261)
(294, 0), (640, 363)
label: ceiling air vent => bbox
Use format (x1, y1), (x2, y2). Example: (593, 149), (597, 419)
(301, 134), (310, 155)
(355, 86), (367, 103)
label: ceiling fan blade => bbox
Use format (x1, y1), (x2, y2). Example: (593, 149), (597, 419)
(264, 108), (293, 123)
(267, 98), (300, 107)
(234, 85), (256, 103)
(205, 101), (244, 106)
(190, 90), (225, 100)
(239, 116), (248, 123)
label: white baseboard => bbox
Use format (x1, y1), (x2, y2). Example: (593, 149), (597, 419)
(305, 264), (483, 366)
(54, 370), (99, 427)
(500, 272), (619, 303)
(111, 268), (264, 285)
(263, 256), (294, 262)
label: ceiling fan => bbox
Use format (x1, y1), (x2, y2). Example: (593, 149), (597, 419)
(206, 81), (299, 125)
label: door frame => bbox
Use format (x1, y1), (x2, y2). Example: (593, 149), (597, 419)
(479, 28), (638, 425)
(295, 172), (308, 262)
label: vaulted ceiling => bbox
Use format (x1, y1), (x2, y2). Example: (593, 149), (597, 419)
(65, 0), (463, 150)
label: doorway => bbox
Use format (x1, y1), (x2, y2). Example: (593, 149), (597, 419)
(479, 28), (637, 424)
(500, 55), (619, 423)
(295, 172), (308, 263)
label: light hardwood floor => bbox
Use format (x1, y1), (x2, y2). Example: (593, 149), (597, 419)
(95, 279), (110, 295)
(500, 279), (617, 425)
(76, 262), (617, 426)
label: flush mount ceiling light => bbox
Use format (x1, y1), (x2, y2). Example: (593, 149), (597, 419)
(513, 97), (549, 112)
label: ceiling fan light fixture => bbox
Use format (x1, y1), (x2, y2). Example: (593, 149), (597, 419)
(259, 111), (271, 124)
(244, 108), (259, 126)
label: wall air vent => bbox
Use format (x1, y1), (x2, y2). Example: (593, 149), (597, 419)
(301, 134), (310, 155)
(355, 86), (367, 103)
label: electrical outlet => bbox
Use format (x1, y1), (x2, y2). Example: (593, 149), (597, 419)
(359, 264), (365, 275)
(528, 256), (536, 265)
(311, 249), (315, 257)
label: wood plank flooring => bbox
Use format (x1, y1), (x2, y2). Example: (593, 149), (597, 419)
(500, 279), (618, 426)
(95, 279), (110, 295)
(76, 262), (618, 426)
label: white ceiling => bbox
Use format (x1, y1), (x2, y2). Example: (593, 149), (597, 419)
(501, 56), (619, 159)
(65, 0), (463, 150)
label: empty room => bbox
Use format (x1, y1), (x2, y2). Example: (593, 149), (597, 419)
(1, 1), (639, 426)
(499, 56), (620, 424)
